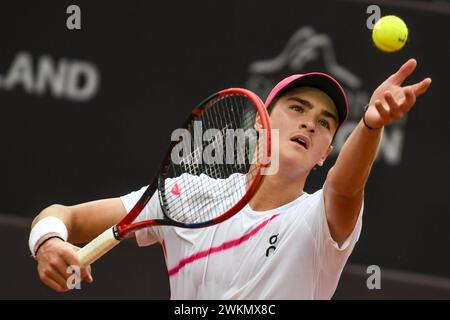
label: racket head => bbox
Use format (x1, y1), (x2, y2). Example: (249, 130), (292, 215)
(118, 88), (271, 237)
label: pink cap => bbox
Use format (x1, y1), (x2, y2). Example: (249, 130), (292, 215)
(265, 72), (349, 128)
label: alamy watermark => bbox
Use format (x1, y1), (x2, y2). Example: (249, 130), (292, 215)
(170, 121), (279, 175)
(366, 265), (381, 290)
(66, 5), (81, 30)
(366, 5), (381, 30)
(66, 265), (82, 290)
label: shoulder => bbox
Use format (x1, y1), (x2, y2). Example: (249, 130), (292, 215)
(283, 188), (326, 226)
(297, 189), (324, 211)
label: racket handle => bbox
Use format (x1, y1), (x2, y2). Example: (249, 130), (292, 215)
(77, 226), (120, 266)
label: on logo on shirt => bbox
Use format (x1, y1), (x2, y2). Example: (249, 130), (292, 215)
(265, 233), (279, 257)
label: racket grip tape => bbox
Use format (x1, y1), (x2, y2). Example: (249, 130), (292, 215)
(77, 226), (120, 266)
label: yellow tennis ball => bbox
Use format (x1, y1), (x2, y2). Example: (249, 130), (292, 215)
(372, 15), (408, 52)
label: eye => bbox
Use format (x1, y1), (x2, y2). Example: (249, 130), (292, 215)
(289, 105), (304, 113)
(319, 119), (330, 129)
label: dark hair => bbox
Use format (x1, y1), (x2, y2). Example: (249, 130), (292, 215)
(266, 97), (280, 115)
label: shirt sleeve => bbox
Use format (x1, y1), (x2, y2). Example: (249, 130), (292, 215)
(305, 189), (364, 298)
(120, 186), (164, 247)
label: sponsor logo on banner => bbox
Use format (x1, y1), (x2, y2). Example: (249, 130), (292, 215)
(246, 26), (406, 165)
(0, 51), (100, 102)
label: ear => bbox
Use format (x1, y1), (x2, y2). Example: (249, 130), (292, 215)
(317, 145), (333, 167)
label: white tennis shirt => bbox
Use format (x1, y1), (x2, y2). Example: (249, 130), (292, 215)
(120, 174), (363, 299)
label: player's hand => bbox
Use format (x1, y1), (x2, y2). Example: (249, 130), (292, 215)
(35, 237), (93, 292)
(365, 58), (432, 129)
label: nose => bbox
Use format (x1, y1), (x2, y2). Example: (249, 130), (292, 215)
(300, 120), (315, 133)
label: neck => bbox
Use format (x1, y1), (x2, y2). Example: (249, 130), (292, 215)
(248, 171), (307, 212)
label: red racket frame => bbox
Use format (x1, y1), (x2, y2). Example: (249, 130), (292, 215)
(114, 88), (271, 238)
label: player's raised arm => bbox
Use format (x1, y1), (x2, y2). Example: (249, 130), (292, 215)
(29, 198), (127, 292)
(324, 59), (432, 245)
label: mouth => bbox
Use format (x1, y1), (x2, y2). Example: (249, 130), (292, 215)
(290, 134), (310, 150)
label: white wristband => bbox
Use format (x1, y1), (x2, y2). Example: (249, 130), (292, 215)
(28, 217), (68, 257)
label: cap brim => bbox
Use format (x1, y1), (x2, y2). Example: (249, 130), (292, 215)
(266, 73), (349, 128)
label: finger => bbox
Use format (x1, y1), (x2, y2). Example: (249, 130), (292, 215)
(402, 87), (416, 112)
(42, 275), (68, 293)
(389, 58), (417, 85)
(41, 267), (70, 291)
(79, 265), (93, 283)
(61, 248), (93, 283)
(384, 92), (403, 119)
(374, 100), (390, 119)
(48, 257), (72, 283)
(408, 78), (432, 97)
(85, 265), (93, 283)
(38, 264), (68, 292)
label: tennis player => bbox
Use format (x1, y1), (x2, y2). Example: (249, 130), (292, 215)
(29, 59), (431, 299)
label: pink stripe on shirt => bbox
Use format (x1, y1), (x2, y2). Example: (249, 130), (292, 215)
(168, 214), (280, 277)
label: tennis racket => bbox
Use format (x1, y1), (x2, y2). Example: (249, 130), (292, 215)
(77, 88), (271, 266)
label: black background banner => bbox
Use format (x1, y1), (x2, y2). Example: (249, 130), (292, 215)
(1, 0), (449, 294)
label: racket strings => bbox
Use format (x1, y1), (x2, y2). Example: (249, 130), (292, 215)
(161, 94), (264, 224)
(185, 95), (253, 223)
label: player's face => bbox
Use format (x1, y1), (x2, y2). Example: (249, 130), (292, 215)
(268, 87), (338, 176)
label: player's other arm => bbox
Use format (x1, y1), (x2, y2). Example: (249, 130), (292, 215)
(32, 198), (126, 244)
(30, 198), (127, 292)
(324, 59), (431, 246)
(324, 122), (382, 246)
